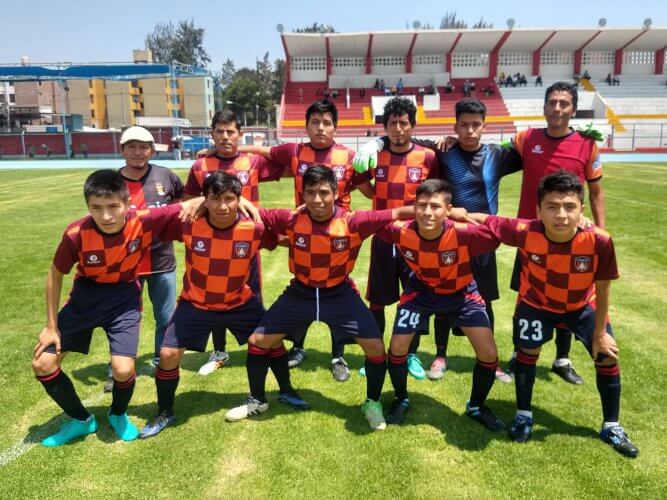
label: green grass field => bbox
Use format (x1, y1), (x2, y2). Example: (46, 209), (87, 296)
(0, 164), (665, 498)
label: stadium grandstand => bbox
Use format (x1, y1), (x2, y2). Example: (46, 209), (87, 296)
(277, 25), (667, 150)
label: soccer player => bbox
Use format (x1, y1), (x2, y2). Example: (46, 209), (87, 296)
(140, 172), (307, 439)
(32, 170), (201, 447)
(377, 179), (505, 429)
(225, 166), (414, 431)
(238, 99), (372, 381)
(100, 126), (184, 392)
(183, 109), (285, 376)
(508, 82), (607, 384)
(364, 97), (439, 380)
(462, 171), (637, 457)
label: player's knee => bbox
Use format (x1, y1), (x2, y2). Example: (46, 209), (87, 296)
(112, 364), (135, 382)
(389, 337), (410, 356)
(595, 356), (618, 367)
(32, 355), (57, 376)
(362, 339), (385, 358)
(159, 348), (181, 369)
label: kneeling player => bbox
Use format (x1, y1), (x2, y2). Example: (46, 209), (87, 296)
(32, 170), (200, 446)
(225, 166), (413, 430)
(140, 172), (307, 438)
(464, 171), (637, 457)
(378, 179), (504, 430)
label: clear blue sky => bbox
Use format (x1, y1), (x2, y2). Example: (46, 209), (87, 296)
(1, 0), (665, 71)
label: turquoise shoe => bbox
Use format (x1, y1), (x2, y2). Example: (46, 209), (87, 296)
(407, 354), (426, 380)
(108, 413), (139, 442)
(42, 416), (98, 447)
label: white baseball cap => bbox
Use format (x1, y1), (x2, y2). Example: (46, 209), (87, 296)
(120, 126), (154, 145)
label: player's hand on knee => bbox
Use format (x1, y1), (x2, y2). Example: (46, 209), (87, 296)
(34, 327), (60, 359)
(593, 332), (619, 362)
(352, 138), (384, 173)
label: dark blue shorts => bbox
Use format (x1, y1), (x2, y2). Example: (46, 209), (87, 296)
(513, 301), (613, 358)
(366, 236), (411, 306)
(248, 254), (262, 304)
(471, 251), (499, 302)
(393, 281), (490, 335)
(510, 251), (521, 292)
(255, 280), (382, 343)
(162, 298), (265, 352)
(46, 278), (142, 357)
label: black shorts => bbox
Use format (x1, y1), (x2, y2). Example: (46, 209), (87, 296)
(366, 236), (411, 306)
(255, 280), (382, 344)
(162, 298), (265, 352)
(510, 251), (521, 292)
(513, 301), (613, 358)
(471, 251), (499, 302)
(248, 254), (262, 304)
(393, 281), (490, 335)
(46, 278), (142, 357)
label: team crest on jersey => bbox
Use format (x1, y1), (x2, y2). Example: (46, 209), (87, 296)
(333, 238), (348, 251)
(574, 256), (591, 272)
(155, 182), (166, 196)
(530, 254), (542, 264)
(440, 251), (456, 265)
(403, 250), (415, 261)
(234, 242), (250, 258)
(332, 166), (345, 181)
(408, 168), (422, 183)
(295, 235), (307, 248)
(237, 171), (250, 185)
(194, 240), (207, 253)
(127, 238), (141, 254)
(298, 164), (309, 175)
(85, 252), (104, 266)
(531, 144), (543, 154)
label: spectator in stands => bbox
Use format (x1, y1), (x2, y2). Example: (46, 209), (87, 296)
(332, 88), (339, 99)
(605, 73), (612, 86)
(42, 144), (51, 158)
(535, 75), (543, 86)
(390, 85), (397, 96)
(324, 87), (331, 99)
(81, 143), (88, 159)
(573, 72), (580, 85)
(499, 71), (506, 82)
(463, 79), (471, 96)
(298, 87), (304, 104)
(506, 75), (515, 87)
(612, 74), (620, 86)
(482, 85), (495, 97)
(373, 78), (380, 91)
(397, 78), (404, 95)
(519, 74), (528, 87)
(384, 87), (391, 96)
(379, 78), (386, 91)
(317, 87), (323, 96)
(582, 70), (591, 80)
(360, 87), (366, 98)
(427, 84), (435, 95)
(444, 81), (453, 93)
(28, 144), (35, 158)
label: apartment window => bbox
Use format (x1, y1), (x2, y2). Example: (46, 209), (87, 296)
(91, 109), (95, 118)
(9, 94), (15, 103)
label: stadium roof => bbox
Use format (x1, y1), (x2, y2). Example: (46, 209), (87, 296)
(0, 63), (208, 82)
(282, 27), (667, 58)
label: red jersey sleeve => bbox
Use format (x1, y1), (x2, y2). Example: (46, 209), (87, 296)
(511, 130), (528, 158)
(260, 226), (279, 251)
(269, 143), (298, 169)
(140, 204), (183, 240)
(255, 155), (286, 182)
(52, 228), (79, 274)
(585, 141), (603, 182)
(466, 223), (501, 256)
(594, 232), (619, 280)
(350, 209), (395, 239)
(159, 218), (185, 242)
(425, 150), (440, 179)
(483, 215), (526, 247)
(183, 160), (204, 196)
(376, 221), (398, 244)
(259, 208), (292, 235)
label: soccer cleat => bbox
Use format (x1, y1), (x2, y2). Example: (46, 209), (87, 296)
(599, 426), (639, 458)
(103, 377), (115, 393)
(465, 402), (506, 432)
(509, 414), (533, 443)
(331, 357), (350, 382)
(385, 398), (410, 425)
(361, 399), (386, 431)
(551, 360), (584, 385)
(278, 392), (310, 410)
(198, 350), (230, 376)
(427, 356), (447, 380)
(407, 353), (426, 380)
(225, 395), (269, 422)
(150, 357), (160, 373)
(139, 412), (176, 439)
(108, 413), (139, 442)
(495, 367), (513, 384)
(507, 355), (516, 376)
(287, 348), (306, 368)
(42, 415), (98, 447)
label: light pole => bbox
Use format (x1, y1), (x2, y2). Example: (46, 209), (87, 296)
(255, 91), (260, 126)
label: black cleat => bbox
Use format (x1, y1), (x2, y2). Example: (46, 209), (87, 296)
(465, 402), (506, 432)
(552, 361), (584, 385)
(600, 426), (639, 458)
(509, 414), (533, 443)
(385, 398), (410, 425)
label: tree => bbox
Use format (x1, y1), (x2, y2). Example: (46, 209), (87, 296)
(293, 23), (335, 33)
(145, 19), (211, 67)
(220, 59), (236, 91)
(439, 11), (493, 29)
(271, 58), (285, 102)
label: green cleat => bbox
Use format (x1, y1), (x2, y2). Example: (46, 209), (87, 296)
(361, 399), (386, 431)
(42, 415), (98, 447)
(407, 354), (426, 380)
(108, 413), (139, 442)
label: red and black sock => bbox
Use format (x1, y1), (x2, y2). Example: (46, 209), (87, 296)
(596, 363), (621, 423)
(246, 343), (269, 403)
(555, 328), (573, 359)
(155, 366), (179, 415)
(469, 358), (498, 408)
(365, 353), (387, 401)
(434, 315), (451, 358)
(110, 371), (136, 416)
(370, 304), (385, 335)
(37, 368), (90, 421)
(514, 350), (539, 412)
(388, 351), (408, 401)
(212, 327), (227, 352)
(268, 343), (294, 396)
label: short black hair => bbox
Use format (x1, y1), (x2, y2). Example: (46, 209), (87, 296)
(203, 170), (242, 197)
(537, 171), (584, 205)
(84, 169), (129, 202)
(544, 81), (578, 110)
(302, 164), (338, 193)
(211, 109), (241, 131)
(416, 179), (452, 202)
(455, 98), (487, 121)
(382, 97), (417, 128)
(305, 99), (338, 128)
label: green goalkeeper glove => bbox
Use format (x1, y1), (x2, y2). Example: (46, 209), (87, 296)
(352, 138), (385, 173)
(577, 123), (604, 142)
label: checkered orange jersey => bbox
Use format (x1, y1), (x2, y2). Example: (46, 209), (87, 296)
(512, 128), (602, 219)
(53, 205), (182, 283)
(270, 142), (367, 210)
(183, 152), (284, 206)
(162, 215), (277, 311)
(368, 143), (439, 210)
(378, 220), (499, 294)
(484, 215), (618, 313)
(260, 207), (394, 288)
